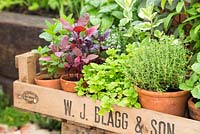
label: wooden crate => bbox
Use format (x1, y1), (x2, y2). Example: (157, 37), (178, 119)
(14, 52), (200, 134)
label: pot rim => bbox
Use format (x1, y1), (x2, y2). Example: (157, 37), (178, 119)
(35, 73), (59, 81)
(188, 97), (200, 110)
(60, 74), (80, 83)
(135, 86), (190, 98)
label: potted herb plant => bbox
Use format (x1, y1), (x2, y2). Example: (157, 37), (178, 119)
(180, 52), (200, 120)
(32, 18), (69, 89)
(33, 44), (66, 89)
(76, 48), (140, 115)
(59, 13), (109, 92)
(124, 31), (190, 116)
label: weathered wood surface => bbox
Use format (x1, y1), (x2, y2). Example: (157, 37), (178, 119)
(15, 52), (39, 84)
(0, 12), (52, 99)
(0, 12), (49, 79)
(13, 80), (200, 134)
(62, 121), (117, 134)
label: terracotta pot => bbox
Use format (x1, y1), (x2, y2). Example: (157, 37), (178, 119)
(34, 74), (60, 89)
(136, 87), (190, 116)
(60, 74), (80, 92)
(188, 97), (200, 121)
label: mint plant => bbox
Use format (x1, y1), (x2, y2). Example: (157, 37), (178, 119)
(76, 48), (140, 115)
(180, 52), (200, 108)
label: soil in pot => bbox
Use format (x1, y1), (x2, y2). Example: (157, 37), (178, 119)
(34, 74), (60, 89)
(188, 97), (200, 121)
(60, 74), (81, 93)
(136, 87), (190, 116)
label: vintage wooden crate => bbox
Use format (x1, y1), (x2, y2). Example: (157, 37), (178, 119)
(14, 52), (200, 134)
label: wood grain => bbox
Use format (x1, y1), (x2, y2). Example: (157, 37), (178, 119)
(14, 81), (200, 134)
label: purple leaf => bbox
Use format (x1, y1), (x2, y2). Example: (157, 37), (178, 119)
(73, 26), (86, 33)
(70, 43), (76, 49)
(87, 54), (98, 61)
(74, 56), (81, 63)
(65, 55), (73, 63)
(60, 18), (73, 31)
(60, 36), (70, 51)
(55, 52), (63, 58)
(86, 25), (99, 37)
(76, 13), (89, 26)
(64, 63), (70, 68)
(104, 30), (110, 39)
(72, 62), (80, 68)
(49, 44), (58, 52)
(60, 36), (68, 47)
(72, 47), (82, 56)
(39, 56), (51, 61)
(101, 46), (108, 51)
(82, 58), (90, 64)
(90, 44), (99, 51)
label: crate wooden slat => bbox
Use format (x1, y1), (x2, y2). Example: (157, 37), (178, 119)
(14, 52), (200, 134)
(14, 80), (200, 134)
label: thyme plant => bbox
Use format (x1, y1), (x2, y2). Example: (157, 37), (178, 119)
(125, 32), (187, 92)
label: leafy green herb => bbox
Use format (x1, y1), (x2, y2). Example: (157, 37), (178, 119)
(180, 52), (200, 108)
(76, 48), (140, 115)
(125, 32), (187, 92)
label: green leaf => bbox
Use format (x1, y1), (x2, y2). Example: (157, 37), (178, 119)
(176, 1), (184, 13)
(191, 85), (200, 99)
(58, 63), (64, 68)
(164, 12), (177, 31)
(183, 15), (200, 23)
(89, 0), (100, 8)
(134, 102), (141, 109)
(168, 0), (173, 5)
(99, 4), (118, 13)
(187, 8), (197, 15)
(138, 5), (155, 21)
(186, 73), (199, 87)
(48, 0), (59, 10)
(118, 98), (129, 106)
(90, 16), (101, 26)
(77, 90), (85, 96)
(123, 10), (132, 19)
(152, 19), (164, 28)
(179, 83), (193, 91)
(154, 30), (163, 38)
(111, 11), (123, 19)
(190, 28), (200, 41)
(197, 53), (200, 63)
(53, 23), (62, 33)
(194, 24), (200, 34)
(134, 22), (151, 31)
(195, 101), (200, 108)
(28, 2), (39, 11)
(115, 0), (126, 9)
(119, 18), (130, 26)
(192, 63), (200, 74)
(161, 0), (167, 9)
(39, 32), (53, 42)
(101, 16), (114, 31)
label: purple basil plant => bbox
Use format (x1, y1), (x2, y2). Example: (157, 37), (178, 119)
(59, 13), (110, 79)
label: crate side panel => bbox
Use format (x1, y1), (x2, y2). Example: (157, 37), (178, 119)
(14, 81), (200, 134)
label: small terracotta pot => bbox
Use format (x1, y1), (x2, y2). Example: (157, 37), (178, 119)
(188, 97), (200, 121)
(136, 87), (190, 116)
(34, 74), (60, 89)
(60, 74), (80, 92)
